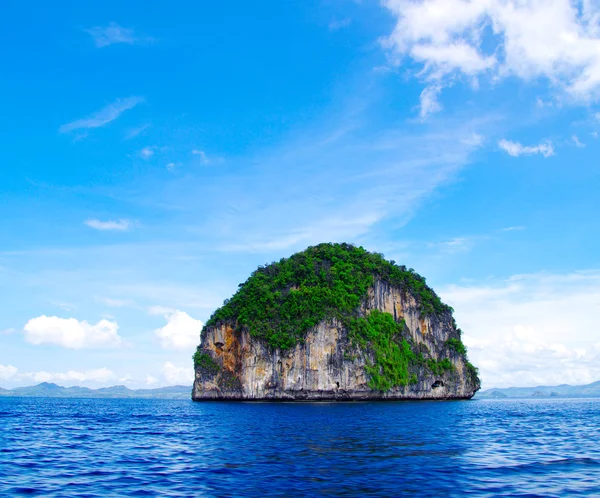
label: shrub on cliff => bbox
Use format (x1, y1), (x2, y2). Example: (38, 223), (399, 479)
(205, 242), (452, 350)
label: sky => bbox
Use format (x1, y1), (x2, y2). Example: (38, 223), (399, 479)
(1, 0), (600, 390)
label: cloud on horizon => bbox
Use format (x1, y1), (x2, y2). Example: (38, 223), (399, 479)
(441, 270), (600, 389)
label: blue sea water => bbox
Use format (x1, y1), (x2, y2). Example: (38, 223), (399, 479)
(1, 397), (599, 497)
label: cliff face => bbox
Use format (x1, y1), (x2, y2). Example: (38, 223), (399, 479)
(192, 279), (479, 401)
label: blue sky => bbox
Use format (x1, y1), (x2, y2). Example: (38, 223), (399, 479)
(2, 0), (600, 389)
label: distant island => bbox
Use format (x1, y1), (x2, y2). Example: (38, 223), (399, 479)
(475, 380), (600, 399)
(0, 382), (191, 399)
(193, 243), (480, 401)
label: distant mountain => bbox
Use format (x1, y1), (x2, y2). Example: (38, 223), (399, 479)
(476, 381), (600, 399)
(0, 383), (191, 399)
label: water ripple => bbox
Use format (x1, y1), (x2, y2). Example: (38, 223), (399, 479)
(1, 397), (599, 496)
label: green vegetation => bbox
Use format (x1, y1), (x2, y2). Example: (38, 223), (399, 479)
(426, 358), (454, 376)
(206, 243), (451, 350)
(193, 351), (220, 375)
(347, 310), (417, 391)
(466, 362), (480, 387)
(446, 338), (467, 356)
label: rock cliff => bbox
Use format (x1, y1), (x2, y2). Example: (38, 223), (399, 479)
(192, 243), (480, 401)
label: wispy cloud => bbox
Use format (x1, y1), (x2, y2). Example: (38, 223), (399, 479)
(498, 139), (555, 158)
(328, 18), (352, 31)
(123, 123), (151, 140)
(60, 97), (144, 134)
(139, 146), (155, 159)
(572, 135), (585, 148)
(86, 22), (149, 48)
(85, 219), (132, 231)
(419, 85), (442, 120)
(191, 149), (211, 164)
(21, 368), (115, 384)
(96, 297), (136, 308)
(501, 226), (525, 232)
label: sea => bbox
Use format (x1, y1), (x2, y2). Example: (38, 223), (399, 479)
(1, 397), (599, 497)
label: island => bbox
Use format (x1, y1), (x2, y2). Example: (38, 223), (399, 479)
(192, 243), (480, 401)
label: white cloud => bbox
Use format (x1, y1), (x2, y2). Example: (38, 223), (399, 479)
(23, 316), (122, 349)
(86, 22), (145, 48)
(536, 97), (553, 108)
(161, 362), (194, 385)
(419, 85), (443, 119)
(0, 328), (15, 335)
(498, 139), (555, 157)
(572, 135), (586, 147)
(191, 149), (211, 164)
(154, 310), (203, 351)
(166, 162), (177, 172)
(592, 131), (599, 138)
(139, 147), (155, 159)
(501, 226), (525, 232)
(23, 368), (115, 384)
(59, 97), (143, 133)
(85, 219), (132, 231)
(383, 0), (600, 102)
(441, 270), (600, 388)
(0, 364), (18, 380)
(461, 132), (485, 147)
(145, 375), (158, 386)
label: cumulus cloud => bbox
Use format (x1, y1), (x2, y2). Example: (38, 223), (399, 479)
(22, 368), (115, 384)
(498, 139), (555, 157)
(383, 0), (600, 102)
(23, 316), (122, 349)
(441, 270), (600, 388)
(161, 362), (194, 385)
(86, 22), (146, 48)
(154, 310), (203, 351)
(0, 364), (18, 380)
(59, 97), (144, 133)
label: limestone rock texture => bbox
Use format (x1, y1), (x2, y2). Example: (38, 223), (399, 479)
(192, 278), (480, 401)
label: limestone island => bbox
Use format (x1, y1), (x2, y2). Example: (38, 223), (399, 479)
(192, 243), (480, 401)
